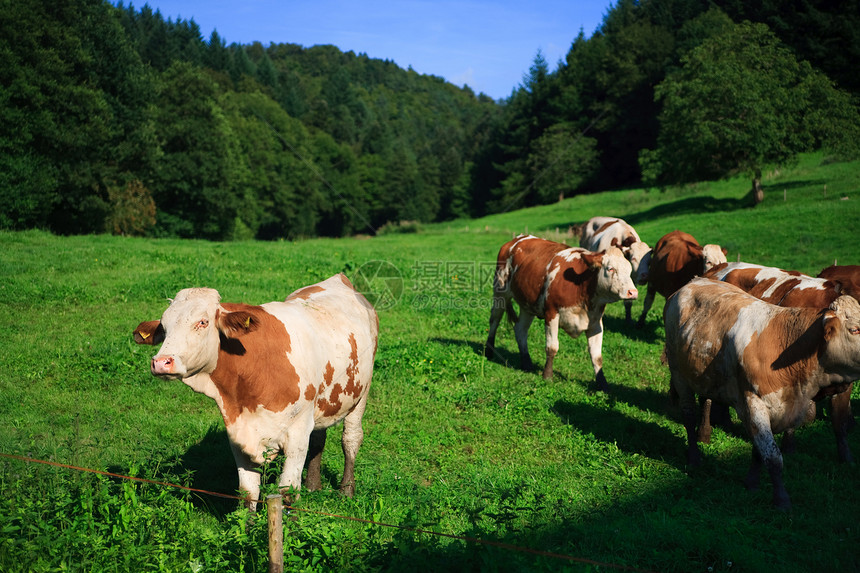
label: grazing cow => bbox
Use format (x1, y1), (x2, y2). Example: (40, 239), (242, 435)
(664, 277), (860, 509)
(636, 230), (727, 327)
(133, 274), (378, 509)
(484, 234), (638, 387)
(703, 262), (855, 461)
(579, 216), (652, 324)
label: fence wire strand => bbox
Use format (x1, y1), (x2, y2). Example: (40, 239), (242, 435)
(0, 452), (654, 573)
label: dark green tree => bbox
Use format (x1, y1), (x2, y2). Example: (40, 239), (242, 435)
(0, 0), (158, 233)
(644, 20), (860, 192)
(150, 61), (245, 239)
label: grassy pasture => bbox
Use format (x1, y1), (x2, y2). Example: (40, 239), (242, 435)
(1, 152), (859, 571)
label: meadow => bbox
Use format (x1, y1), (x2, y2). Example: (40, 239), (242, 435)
(1, 152), (859, 572)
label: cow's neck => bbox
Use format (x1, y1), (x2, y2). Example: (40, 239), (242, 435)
(182, 371), (222, 403)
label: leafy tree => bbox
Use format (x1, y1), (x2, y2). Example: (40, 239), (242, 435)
(105, 179), (156, 236)
(0, 0), (157, 233)
(645, 20), (860, 191)
(150, 61), (245, 239)
(526, 125), (599, 203)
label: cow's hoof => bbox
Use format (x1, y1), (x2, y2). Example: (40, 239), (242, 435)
(340, 481), (355, 498)
(484, 345), (495, 360)
(278, 490), (301, 506)
(773, 494), (792, 511)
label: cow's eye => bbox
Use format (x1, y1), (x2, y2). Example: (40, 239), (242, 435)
(196, 319), (209, 330)
(607, 267), (616, 274)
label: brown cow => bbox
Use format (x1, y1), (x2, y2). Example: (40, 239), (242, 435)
(484, 234), (638, 387)
(704, 262), (855, 461)
(819, 265), (860, 299)
(579, 216), (651, 324)
(636, 230), (727, 327)
(664, 277), (860, 509)
(134, 274), (378, 509)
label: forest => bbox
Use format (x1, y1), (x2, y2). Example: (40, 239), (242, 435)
(2, 0), (859, 240)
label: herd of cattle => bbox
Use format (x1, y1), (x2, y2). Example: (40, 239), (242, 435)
(133, 217), (860, 511)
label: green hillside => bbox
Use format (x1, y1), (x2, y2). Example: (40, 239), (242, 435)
(0, 153), (858, 571)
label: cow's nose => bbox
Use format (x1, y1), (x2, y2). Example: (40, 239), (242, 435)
(628, 288), (639, 299)
(151, 356), (174, 375)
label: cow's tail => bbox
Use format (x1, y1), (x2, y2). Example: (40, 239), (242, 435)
(504, 297), (518, 323)
(493, 255), (518, 324)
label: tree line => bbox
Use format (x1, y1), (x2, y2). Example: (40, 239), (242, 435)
(2, 0), (858, 240)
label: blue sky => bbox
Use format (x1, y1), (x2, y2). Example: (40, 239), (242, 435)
(135, 1), (611, 100)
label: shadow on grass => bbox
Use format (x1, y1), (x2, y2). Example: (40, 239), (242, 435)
(163, 425), (350, 519)
(602, 314), (663, 345)
(623, 194), (753, 228)
(550, 398), (682, 464)
(429, 336), (520, 370)
(172, 424), (239, 517)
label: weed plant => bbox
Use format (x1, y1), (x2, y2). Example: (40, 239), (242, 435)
(1, 153), (859, 571)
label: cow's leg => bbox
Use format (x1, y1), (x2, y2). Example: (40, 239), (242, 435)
(585, 314), (608, 391)
(636, 285), (656, 328)
(485, 293), (508, 359)
(746, 396), (790, 509)
(278, 417), (314, 500)
(744, 446), (763, 491)
(624, 300), (633, 325)
(230, 443), (262, 510)
(677, 387), (702, 467)
(782, 400), (815, 455)
(831, 387), (854, 463)
(513, 311), (535, 372)
(697, 398), (713, 444)
(340, 395), (368, 498)
(542, 314), (560, 379)
(304, 429), (326, 492)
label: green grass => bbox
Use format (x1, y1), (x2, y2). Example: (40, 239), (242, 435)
(1, 152), (859, 571)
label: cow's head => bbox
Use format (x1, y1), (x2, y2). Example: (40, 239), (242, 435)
(702, 244), (728, 273)
(133, 288), (259, 380)
(584, 247), (638, 303)
(624, 241), (652, 284)
(820, 295), (860, 383)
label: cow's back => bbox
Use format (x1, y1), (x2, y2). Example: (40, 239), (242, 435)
(666, 278), (825, 425)
(497, 235), (568, 312)
(819, 265), (860, 300)
(266, 274), (378, 428)
(649, 231), (703, 298)
(580, 217), (640, 252)
(709, 262), (839, 308)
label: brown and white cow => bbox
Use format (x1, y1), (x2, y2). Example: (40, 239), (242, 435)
(133, 274), (378, 508)
(636, 230), (727, 327)
(664, 277), (860, 509)
(484, 234), (638, 387)
(703, 262), (855, 461)
(579, 216), (652, 324)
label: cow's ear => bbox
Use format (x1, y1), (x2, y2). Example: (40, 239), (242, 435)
(216, 309), (260, 338)
(134, 321), (164, 345)
(823, 311), (839, 342)
(581, 251), (604, 270)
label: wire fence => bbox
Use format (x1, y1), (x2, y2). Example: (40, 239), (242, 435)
(0, 452), (654, 573)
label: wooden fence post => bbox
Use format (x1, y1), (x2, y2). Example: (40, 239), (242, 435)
(267, 494), (284, 573)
